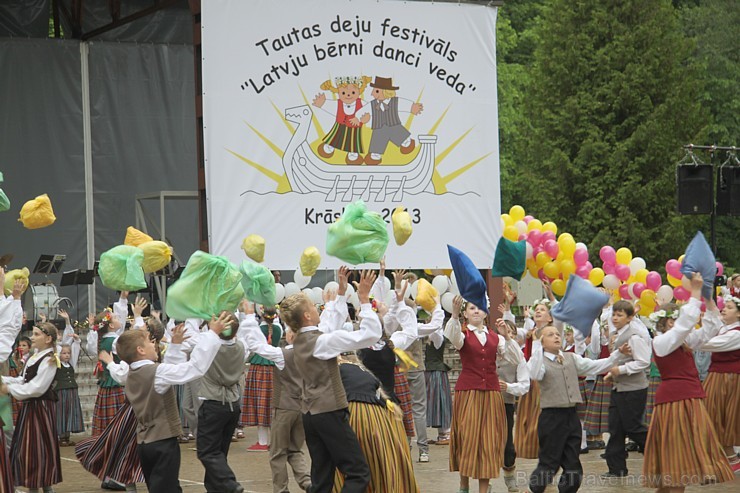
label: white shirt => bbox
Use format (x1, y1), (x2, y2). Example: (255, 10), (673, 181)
(612, 324), (652, 376)
(107, 340), (181, 386)
(501, 343), (531, 397)
(0, 297), (23, 363)
(701, 320), (740, 353)
(2, 347), (56, 400)
(128, 330), (221, 394)
(527, 340), (620, 381)
(239, 303), (382, 370)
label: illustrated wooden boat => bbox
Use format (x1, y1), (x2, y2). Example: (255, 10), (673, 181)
(283, 105), (437, 202)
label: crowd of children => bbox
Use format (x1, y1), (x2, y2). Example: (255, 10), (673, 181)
(0, 253), (738, 493)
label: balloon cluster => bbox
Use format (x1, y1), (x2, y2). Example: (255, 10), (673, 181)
(597, 245), (661, 316)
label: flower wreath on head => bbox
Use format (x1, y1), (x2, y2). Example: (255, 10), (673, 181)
(92, 309), (113, 332)
(723, 294), (740, 307)
(648, 309), (679, 323)
(532, 298), (553, 310)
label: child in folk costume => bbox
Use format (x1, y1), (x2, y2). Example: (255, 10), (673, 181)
(86, 293), (129, 436)
(241, 305), (283, 451)
(643, 273), (734, 490)
(525, 325), (624, 493)
(117, 313), (229, 493)
(496, 317), (530, 493)
(1, 322), (62, 492)
(645, 307), (675, 426)
(445, 295), (522, 493)
(700, 292), (740, 472)
(334, 352), (419, 493)
(312, 76), (372, 164)
(55, 341), (83, 446)
(8, 336), (30, 424)
(0, 278), (24, 493)
(425, 325), (453, 445)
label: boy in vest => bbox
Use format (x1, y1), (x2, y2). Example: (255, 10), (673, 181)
(116, 312), (230, 493)
(601, 300), (651, 477)
(241, 267), (381, 493)
(526, 326), (624, 493)
(196, 312), (245, 493)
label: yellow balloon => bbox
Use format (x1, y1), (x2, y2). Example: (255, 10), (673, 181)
(667, 274), (682, 288)
(536, 251), (550, 269)
(527, 261), (539, 278)
(616, 247), (633, 265)
(501, 213), (514, 227)
(558, 234), (576, 257)
(543, 261), (560, 280)
(640, 289), (656, 306)
(527, 219), (543, 232)
(678, 254), (685, 263)
(509, 205), (525, 222)
(542, 221), (558, 235)
(589, 267), (605, 286)
(551, 279), (567, 297)
(639, 303), (653, 317)
(504, 225), (519, 241)
(561, 259), (576, 277)
(635, 268), (649, 284)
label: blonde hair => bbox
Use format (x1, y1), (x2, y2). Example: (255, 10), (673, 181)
(279, 293), (313, 331)
(117, 330), (149, 365)
(381, 89), (397, 99)
(320, 75), (371, 94)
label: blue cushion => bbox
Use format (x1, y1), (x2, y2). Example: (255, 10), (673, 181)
(551, 275), (609, 338)
(447, 245), (488, 314)
(680, 231), (716, 299)
(491, 237), (526, 280)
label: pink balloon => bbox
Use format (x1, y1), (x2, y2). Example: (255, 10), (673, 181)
(666, 259), (682, 279)
(632, 282), (646, 299)
(600, 246), (616, 264)
(673, 286), (690, 301)
(615, 264), (630, 281)
(603, 261), (616, 275)
(544, 239), (559, 258)
(523, 215), (534, 224)
(619, 283), (631, 300)
(528, 229), (542, 247)
(573, 248), (589, 266)
(538, 269), (548, 282)
(715, 262), (724, 276)
(717, 297), (725, 310)
(541, 231), (556, 244)
(645, 271), (662, 291)
(575, 265), (591, 278)
(585, 261), (594, 270)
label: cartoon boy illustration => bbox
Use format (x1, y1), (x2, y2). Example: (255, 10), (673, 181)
(312, 76), (372, 165)
(364, 76), (423, 165)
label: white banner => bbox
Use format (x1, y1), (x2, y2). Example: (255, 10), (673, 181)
(202, 0), (501, 269)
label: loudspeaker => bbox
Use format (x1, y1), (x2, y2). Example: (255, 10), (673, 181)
(677, 164), (713, 214)
(716, 166), (740, 216)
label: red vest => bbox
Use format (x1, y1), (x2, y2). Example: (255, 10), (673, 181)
(455, 328), (501, 392)
(336, 100), (363, 126)
(653, 343), (705, 405)
(708, 326), (740, 374)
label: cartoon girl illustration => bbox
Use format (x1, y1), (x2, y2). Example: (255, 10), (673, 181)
(312, 75), (371, 165)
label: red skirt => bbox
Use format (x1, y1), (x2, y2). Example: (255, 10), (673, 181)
(75, 400), (144, 485)
(394, 367), (415, 438)
(0, 428), (13, 493)
(241, 364), (273, 428)
(11, 399), (62, 488)
(92, 386), (126, 437)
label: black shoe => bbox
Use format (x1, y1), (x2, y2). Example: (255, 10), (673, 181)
(101, 480), (126, 491)
(600, 471), (628, 478)
(588, 440), (606, 450)
(580, 447), (589, 455)
(600, 452), (606, 459)
(625, 440), (639, 452)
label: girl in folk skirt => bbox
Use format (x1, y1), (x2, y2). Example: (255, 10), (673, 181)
(700, 293), (740, 471)
(1, 322), (62, 492)
(8, 336), (31, 424)
(425, 330), (453, 444)
(55, 342), (83, 446)
(643, 273), (734, 490)
(241, 306), (283, 450)
(445, 295), (521, 493)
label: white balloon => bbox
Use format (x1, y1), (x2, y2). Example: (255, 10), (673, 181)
(284, 282), (300, 297)
(294, 268), (312, 289)
(441, 292), (456, 313)
(432, 275), (449, 295)
(576, 242), (588, 252)
(324, 281), (339, 293)
(408, 280), (418, 299)
(602, 274), (620, 290)
(629, 257), (646, 276)
(514, 220), (527, 235)
(302, 288), (314, 304)
(656, 285), (673, 305)
(525, 242), (533, 260)
(348, 293), (360, 309)
(449, 273), (460, 295)
(274, 283), (286, 303)
(312, 287), (324, 304)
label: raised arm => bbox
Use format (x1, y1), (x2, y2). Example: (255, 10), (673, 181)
(443, 295), (465, 350)
(417, 300), (444, 337)
(112, 292), (129, 337)
(0, 280), (23, 362)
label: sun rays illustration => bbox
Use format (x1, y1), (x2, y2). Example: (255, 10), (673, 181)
(226, 85), (493, 195)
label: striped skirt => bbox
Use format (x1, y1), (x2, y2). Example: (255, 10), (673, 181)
(56, 388), (84, 435)
(394, 367), (415, 438)
(323, 122), (363, 153)
(75, 400), (144, 485)
(584, 375), (610, 435)
(92, 386), (126, 437)
(643, 398), (734, 488)
(450, 390), (506, 479)
(241, 364), (273, 428)
(703, 371), (740, 448)
(514, 380), (540, 459)
(576, 378), (589, 422)
(11, 399), (62, 488)
(425, 370), (452, 430)
(0, 428), (13, 493)
(333, 401), (419, 493)
(645, 375), (661, 426)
